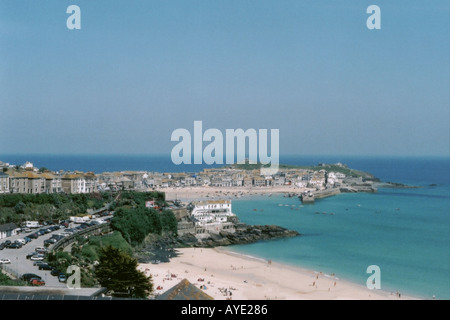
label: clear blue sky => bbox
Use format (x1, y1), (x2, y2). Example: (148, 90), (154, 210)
(1, 0), (449, 156)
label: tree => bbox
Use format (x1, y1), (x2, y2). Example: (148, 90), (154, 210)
(111, 206), (164, 245)
(14, 201), (26, 214)
(95, 245), (152, 298)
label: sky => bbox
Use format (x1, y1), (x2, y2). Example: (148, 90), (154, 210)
(0, 0), (449, 157)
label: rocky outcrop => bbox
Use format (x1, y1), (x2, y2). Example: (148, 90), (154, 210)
(135, 224), (300, 262)
(178, 224), (300, 248)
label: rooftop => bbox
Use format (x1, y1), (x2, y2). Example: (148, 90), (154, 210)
(156, 279), (213, 300)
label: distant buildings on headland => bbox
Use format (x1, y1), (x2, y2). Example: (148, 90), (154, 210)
(0, 159), (351, 195)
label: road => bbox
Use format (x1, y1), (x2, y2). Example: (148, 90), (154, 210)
(0, 225), (74, 288)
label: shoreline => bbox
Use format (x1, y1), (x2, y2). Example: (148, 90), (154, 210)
(138, 247), (419, 300)
(162, 186), (311, 202)
(160, 182), (415, 203)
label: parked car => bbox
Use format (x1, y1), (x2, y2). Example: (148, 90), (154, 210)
(7, 242), (22, 249)
(38, 263), (53, 271)
(30, 254), (44, 261)
(58, 274), (67, 283)
(24, 236), (32, 243)
(33, 261), (46, 267)
(0, 243), (5, 250)
(51, 268), (61, 276)
(28, 233), (39, 239)
(21, 273), (42, 282)
(16, 238), (26, 245)
(26, 252), (37, 259)
(30, 278), (45, 286)
(51, 234), (65, 241)
(44, 238), (57, 245)
(3, 240), (11, 246)
(79, 223), (89, 229)
(0, 258), (11, 264)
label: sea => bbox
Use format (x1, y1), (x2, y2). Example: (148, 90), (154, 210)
(1, 154), (449, 299)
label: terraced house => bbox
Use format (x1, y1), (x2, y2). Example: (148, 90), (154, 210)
(7, 171), (28, 194)
(41, 172), (63, 193)
(23, 171), (46, 194)
(61, 173), (87, 194)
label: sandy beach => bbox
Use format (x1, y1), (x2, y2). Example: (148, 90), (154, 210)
(162, 186), (307, 202)
(138, 247), (415, 300)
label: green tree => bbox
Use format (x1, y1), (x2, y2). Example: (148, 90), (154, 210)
(14, 201), (26, 214)
(111, 206), (164, 245)
(95, 245), (152, 298)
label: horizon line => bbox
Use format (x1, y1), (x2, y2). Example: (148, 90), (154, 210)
(1, 153), (449, 159)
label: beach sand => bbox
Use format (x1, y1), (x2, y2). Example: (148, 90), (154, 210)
(138, 247), (414, 300)
(162, 186), (306, 202)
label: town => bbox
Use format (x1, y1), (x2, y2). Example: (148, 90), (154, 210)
(0, 160), (378, 199)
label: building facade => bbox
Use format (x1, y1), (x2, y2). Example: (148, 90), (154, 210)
(0, 172), (9, 194)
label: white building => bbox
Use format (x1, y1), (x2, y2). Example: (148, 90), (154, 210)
(62, 174), (86, 194)
(21, 161), (34, 170)
(0, 223), (19, 240)
(191, 200), (236, 225)
(327, 172), (346, 186)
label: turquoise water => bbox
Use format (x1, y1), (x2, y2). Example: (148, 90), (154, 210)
(229, 162), (450, 300)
